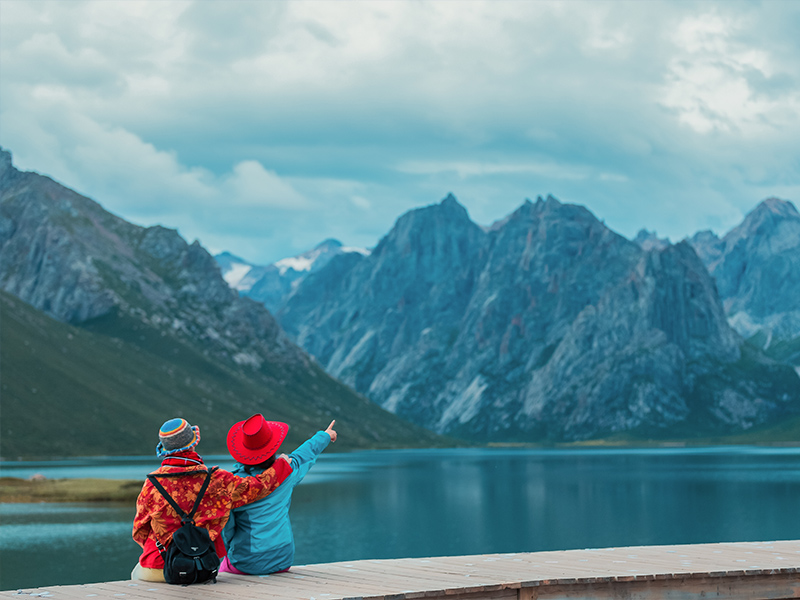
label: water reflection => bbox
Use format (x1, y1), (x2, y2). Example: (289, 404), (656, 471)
(2, 447), (800, 591)
(0, 503), (140, 591)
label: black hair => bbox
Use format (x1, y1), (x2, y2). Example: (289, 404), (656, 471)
(243, 454), (276, 475)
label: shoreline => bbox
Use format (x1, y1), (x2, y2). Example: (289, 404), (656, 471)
(0, 477), (142, 503)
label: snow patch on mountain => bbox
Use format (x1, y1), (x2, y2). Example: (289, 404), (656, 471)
(275, 245), (370, 275)
(342, 246), (371, 256)
(275, 255), (314, 275)
(223, 262), (254, 290)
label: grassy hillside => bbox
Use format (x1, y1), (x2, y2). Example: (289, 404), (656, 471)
(0, 291), (452, 460)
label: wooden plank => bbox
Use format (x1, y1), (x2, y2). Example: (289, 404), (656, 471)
(322, 560), (496, 588)
(268, 569), (406, 600)
(256, 574), (393, 599)
(292, 564), (445, 593)
(524, 573), (800, 600)
(297, 562), (483, 594)
(5, 542), (800, 600)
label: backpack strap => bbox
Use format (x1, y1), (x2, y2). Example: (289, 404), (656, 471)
(147, 467), (219, 524)
(187, 466), (217, 521)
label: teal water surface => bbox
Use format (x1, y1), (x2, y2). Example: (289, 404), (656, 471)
(2, 446), (800, 590)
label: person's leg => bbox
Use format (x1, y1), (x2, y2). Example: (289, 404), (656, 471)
(131, 562), (166, 582)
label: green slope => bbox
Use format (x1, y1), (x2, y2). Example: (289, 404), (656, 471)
(0, 291), (451, 460)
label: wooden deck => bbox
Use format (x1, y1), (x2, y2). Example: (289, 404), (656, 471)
(4, 541), (800, 600)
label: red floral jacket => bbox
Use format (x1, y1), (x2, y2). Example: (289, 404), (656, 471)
(132, 451), (291, 568)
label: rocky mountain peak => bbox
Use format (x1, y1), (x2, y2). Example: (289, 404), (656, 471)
(759, 197), (799, 217)
(437, 193), (472, 222)
(688, 229), (724, 267)
(216, 250), (247, 264)
(691, 197), (800, 340)
(735, 197), (800, 239)
(529, 194), (562, 212)
(314, 238), (343, 251)
(372, 194), (479, 258)
(634, 229), (670, 251)
(691, 229), (721, 244)
(440, 192), (460, 208)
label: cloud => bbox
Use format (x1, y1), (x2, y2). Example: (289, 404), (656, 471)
(1, 0), (799, 264)
(661, 10), (800, 135)
(224, 161), (308, 209)
(395, 159), (629, 183)
(350, 195), (371, 210)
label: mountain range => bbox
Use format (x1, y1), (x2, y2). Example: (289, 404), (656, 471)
(0, 147), (446, 458)
(3, 142), (798, 455)
(219, 194), (800, 442)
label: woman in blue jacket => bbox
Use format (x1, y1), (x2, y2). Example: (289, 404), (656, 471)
(220, 413), (337, 575)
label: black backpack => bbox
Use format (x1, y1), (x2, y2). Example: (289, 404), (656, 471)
(147, 467), (221, 585)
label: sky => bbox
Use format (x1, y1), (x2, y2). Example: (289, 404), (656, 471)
(1, 0), (799, 265)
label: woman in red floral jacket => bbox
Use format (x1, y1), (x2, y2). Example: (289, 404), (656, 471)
(131, 418), (291, 582)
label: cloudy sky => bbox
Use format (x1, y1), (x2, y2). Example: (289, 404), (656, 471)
(1, 1), (799, 265)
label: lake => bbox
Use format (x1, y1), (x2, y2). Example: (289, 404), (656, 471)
(2, 446), (800, 591)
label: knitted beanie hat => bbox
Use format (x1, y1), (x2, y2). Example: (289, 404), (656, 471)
(156, 418), (200, 457)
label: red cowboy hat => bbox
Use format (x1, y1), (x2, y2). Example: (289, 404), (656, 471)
(227, 414), (289, 465)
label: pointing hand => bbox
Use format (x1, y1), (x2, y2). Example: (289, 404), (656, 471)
(325, 420), (337, 443)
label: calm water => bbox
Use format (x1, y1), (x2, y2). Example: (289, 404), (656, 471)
(2, 446), (800, 590)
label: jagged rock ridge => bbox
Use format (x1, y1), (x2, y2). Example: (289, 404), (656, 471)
(689, 197), (800, 343)
(277, 193), (800, 441)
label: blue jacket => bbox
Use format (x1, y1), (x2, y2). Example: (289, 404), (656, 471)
(222, 430), (330, 574)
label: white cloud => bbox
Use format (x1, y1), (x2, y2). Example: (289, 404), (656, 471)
(1, 0), (799, 264)
(661, 11), (800, 135)
(350, 195), (371, 210)
(224, 161), (308, 209)
(396, 160), (631, 184)
(1, 103), (307, 225)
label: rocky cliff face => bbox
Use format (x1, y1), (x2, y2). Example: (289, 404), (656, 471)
(278, 194), (800, 441)
(689, 198), (800, 342)
(0, 147), (304, 370)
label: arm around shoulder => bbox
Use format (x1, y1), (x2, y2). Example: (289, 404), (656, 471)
(227, 457), (292, 508)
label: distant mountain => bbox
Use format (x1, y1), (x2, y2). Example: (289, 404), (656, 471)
(0, 147), (446, 458)
(275, 194), (800, 442)
(215, 240), (369, 313)
(633, 229), (670, 252)
(688, 198), (800, 361)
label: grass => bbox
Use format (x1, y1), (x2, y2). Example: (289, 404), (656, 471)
(0, 291), (453, 460)
(0, 477), (142, 503)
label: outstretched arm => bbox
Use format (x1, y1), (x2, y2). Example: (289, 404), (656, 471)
(288, 420), (337, 480)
